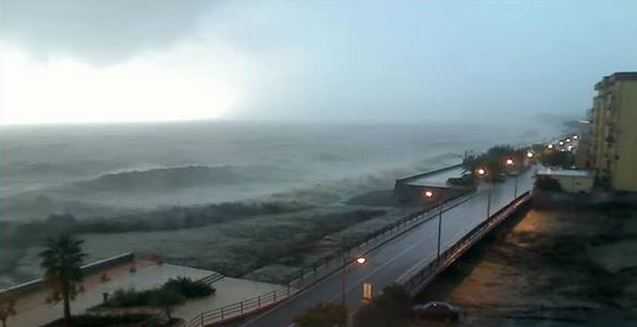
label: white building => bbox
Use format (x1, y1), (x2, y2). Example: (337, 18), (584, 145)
(536, 168), (594, 193)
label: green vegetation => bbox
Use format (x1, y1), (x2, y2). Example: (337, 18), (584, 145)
(39, 234), (88, 326)
(226, 209), (386, 277)
(462, 145), (527, 183)
(41, 314), (158, 327)
(540, 149), (575, 168)
(353, 284), (411, 327)
(293, 303), (347, 327)
(149, 289), (185, 321)
(6, 201), (311, 249)
(162, 277), (215, 298)
(104, 277), (214, 309)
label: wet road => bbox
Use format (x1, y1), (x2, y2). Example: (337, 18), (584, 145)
(242, 168), (536, 327)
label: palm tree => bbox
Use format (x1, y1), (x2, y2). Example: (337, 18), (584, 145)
(39, 234), (87, 326)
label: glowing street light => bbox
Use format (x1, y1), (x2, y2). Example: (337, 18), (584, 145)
(342, 254), (369, 305)
(527, 151), (534, 158)
(505, 158), (518, 198)
(423, 190), (445, 263)
(548, 144), (554, 149)
(476, 167), (493, 219)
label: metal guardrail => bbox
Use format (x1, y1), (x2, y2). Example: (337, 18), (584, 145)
(199, 272), (224, 286)
(186, 192), (476, 327)
(188, 286), (293, 327)
(398, 192), (531, 295)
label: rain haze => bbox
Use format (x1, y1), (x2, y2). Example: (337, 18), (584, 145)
(1, 0), (635, 124)
(1, 2), (637, 326)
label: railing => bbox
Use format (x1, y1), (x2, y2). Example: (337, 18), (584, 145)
(188, 286), (294, 327)
(398, 192), (531, 296)
(186, 191), (477, 327)
(287, 190), (476, 291)
(199, 272), (224, 286)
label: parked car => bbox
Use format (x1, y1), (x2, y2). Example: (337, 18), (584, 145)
(412, 302), (462, 322)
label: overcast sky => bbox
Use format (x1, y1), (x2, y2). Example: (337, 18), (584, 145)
(1, 0), (636, 125)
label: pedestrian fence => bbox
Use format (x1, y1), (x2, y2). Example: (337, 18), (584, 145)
(188, 286), (293, 327)
(187, 191), (476, 327)
(398, 191), (531, 295)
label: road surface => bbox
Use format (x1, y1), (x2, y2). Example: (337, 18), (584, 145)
(242, 168), (536, 327)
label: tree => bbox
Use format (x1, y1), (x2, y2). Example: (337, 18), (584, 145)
(0, 295), (16, 327)
(293, 303), (347, 327)
(149, 289), (185, 321)
(541, 150), (574, 168)
(39, 234), (87, 326)
(463, 145), (523, 183)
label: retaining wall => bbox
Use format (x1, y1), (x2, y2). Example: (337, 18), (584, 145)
(0, 252), (134, 297)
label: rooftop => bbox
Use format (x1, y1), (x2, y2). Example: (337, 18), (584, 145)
(596, 72), (637, 90)
(537, 168), (593, 178)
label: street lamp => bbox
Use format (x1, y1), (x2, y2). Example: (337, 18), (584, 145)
(341, 254), (368, 306)
(476, 168), (493, 218)
(505, 158), (518, 198)
(547, 144), (554, 149)
(424, 190), (444, 263)
(527, 151), (534, 159)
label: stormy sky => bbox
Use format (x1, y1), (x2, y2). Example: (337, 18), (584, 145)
(1, 1), (636, 125)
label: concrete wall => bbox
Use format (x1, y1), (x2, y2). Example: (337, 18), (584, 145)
(613, 81), (637, 192)
(393, 163), (465, 203)
(553, 175), (594, 193)
(591, 75), (637, 192)
(0, 252), (134, 297)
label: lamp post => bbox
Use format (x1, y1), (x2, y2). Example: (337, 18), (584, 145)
(424, 190), (444, 263)
(476, 168), (493, 218)
(505, 158), (518, 199)
(341, 253), (368, 306)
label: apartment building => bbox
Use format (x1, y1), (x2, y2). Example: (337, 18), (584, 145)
(589, 72), (637, 192)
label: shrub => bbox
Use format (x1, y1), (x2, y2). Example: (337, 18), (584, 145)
(105, 277), (214, 308)
(162, 277), (215, 298)
(105, 288), (154, 307)
(294, 303), (347, 327)
(150, 289), (185, 321)
(42, 314), (154, 327)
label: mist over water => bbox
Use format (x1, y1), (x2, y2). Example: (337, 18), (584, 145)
(0, 120), (551, 222)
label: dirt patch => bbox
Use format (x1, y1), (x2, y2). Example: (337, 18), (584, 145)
(415, 208), (637, 326)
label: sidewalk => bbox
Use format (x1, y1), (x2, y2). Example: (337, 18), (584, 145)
(9, 260), (210, 327)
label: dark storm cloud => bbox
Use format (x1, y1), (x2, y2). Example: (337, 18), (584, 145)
(1, 0), (217, 64)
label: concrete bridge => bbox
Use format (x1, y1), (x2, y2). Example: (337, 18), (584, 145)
(186, 166), (536, 327)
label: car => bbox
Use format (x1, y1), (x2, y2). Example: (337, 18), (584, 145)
(412, 301), (462, 322)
